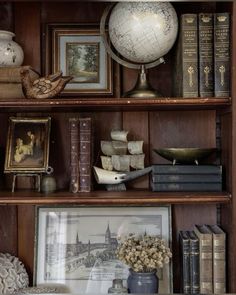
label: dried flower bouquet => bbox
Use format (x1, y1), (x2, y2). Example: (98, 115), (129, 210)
(116, 234), (172, 272)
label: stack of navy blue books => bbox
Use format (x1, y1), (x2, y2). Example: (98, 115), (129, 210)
(151, 165), (222, 191)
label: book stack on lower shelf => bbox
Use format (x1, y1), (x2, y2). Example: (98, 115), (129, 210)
(180, 224), (226, 294)
(151, 165), (222, 192)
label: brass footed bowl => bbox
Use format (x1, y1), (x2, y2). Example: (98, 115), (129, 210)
(153, 148), (217, 165)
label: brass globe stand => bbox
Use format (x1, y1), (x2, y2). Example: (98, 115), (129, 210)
(100, 4), (165, 99)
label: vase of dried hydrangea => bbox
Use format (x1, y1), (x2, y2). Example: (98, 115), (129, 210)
(127, 269), (159, 294)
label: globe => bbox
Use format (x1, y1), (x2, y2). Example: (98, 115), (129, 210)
(108, 2), (178, 64)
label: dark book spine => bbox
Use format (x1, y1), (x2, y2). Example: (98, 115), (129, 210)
(181, 14), (199, 97)
(151, 182), (222, 192)
(214, 13), (230, 97)
(79, 118), (92, 192)
(69, 118), (79, 193)
(199, 13), (214, 97)
(188, 231), (200, 294)
(179, 231), (191, 294)
(152, 164), (222, 175)
(152, 174), (222, 183)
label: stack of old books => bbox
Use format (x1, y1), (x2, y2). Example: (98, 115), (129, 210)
(179, 225), (226, 294)
(151, 165), (222, 191)
(0, 66), (39, 99)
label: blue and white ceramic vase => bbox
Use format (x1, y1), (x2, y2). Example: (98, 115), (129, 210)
(0, 30), (24, 67)
(127, 269), (159, 294)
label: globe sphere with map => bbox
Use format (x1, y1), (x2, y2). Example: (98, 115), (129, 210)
(108, 2), (178, 64)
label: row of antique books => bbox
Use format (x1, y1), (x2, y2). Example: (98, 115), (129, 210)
(151, 165), (222, 192)
(180, 225), (226, 294)
(69, 117), (92, 193)
(173, 12), (230, 98)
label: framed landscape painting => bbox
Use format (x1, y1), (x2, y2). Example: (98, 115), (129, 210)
(34, 206), (172, 294)
(4, 117), (51, 173)
(46, 24), (113, 96)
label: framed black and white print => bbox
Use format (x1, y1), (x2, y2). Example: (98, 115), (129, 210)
(34, 206), (172, 293)
(45, 24), (113, 96)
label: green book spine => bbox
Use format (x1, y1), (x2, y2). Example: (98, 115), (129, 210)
(214, 13), (230, 97)
(199, 13), (214, 97)
(173, 14), (199, 97)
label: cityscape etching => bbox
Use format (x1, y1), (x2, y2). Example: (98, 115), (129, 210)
(35, 206), (172, 293)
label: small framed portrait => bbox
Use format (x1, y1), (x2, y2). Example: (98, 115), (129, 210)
(45, 24), (113, 96)
(34, 206), (172, 294)
(4, 117), (51, 173)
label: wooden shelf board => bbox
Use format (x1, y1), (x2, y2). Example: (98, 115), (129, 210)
(0, 97), (231, 111)
(0, 190), (231, 205)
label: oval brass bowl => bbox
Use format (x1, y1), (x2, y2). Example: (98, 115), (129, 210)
(153, 148), (217, 165)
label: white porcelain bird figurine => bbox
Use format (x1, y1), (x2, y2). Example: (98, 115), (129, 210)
(21, 69), (72, 99)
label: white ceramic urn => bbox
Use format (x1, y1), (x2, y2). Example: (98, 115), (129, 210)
(0, 30), (24, 67)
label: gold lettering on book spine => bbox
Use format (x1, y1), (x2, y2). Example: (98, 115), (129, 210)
(204, 66), (210, 87)
(188, 66), (194, 87)
(219, 65), (226, 86)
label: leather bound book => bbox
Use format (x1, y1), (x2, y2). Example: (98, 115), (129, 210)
(188, 231), (200, 294)
(79, 117), (92, 192)
(151, 182), (222, 192)
(69, 118), (79, 193)
(207, 225), (226, 294)
(179, 231), (191, 294)
(198, 13), (214, 97)
(214, 13), (230, 97)
(0, 66), (39, 99)
(152, 174), (222, 183)
(152, 164), (222, 175)
(194, 225), (213, 294)
(173, 14), (198, 97)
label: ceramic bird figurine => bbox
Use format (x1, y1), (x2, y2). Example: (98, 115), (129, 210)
(21, 69), (72, 99)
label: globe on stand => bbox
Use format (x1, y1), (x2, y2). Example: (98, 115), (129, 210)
(100, 2), (178, 98)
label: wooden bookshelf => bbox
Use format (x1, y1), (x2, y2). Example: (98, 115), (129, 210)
(0, 1), (235, 293)
(0, 191), (230, 205)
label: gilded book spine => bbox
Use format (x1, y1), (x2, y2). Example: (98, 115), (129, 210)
(181, 14), (199, 97)
(199, 13), (214, 97)
(179, 231), (191, 293)
(208, 225), (226, 294)
(214, 13), (230, 97)
(194, 225), (213, 294)
(79, 118), (92, 192)
(69, 118), (79, 193)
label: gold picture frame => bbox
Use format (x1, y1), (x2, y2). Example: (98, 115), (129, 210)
(45, 24), (113, 96)
(4, 117), (51, 173)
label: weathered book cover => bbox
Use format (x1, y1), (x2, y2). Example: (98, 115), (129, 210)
(79, 117), (92, 192)
(0, 66), (39, 99)
(214, 13), (230, 97)
(152, 164), (222, 175)
(179, 231), (191, 293)
(188, 230), (200, 294)
(207, 224), (226, 294)
(0, 65), (39, 83)
(151, 182), (222, 192)
(69, 118), (79, 193)
(152, 174), (222, 183)
(194, 225), (213, 294)
(199, 13), (214, 97)
(173, 14), (198, 97)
